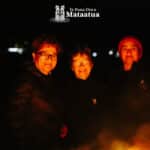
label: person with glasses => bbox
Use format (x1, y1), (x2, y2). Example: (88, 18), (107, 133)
(7, 34), (67, 150)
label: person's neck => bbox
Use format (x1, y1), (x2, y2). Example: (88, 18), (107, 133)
(123, 63), (133, 72)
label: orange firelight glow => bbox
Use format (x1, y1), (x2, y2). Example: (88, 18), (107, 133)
(71, 53), (93, 80)
(118, 36), (143, 71)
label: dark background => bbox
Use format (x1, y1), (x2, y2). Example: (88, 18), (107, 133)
(0, 2), (150, 149)
(0, 1), (150, 82)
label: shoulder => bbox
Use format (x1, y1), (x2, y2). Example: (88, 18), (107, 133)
(10, 63), (36, 93)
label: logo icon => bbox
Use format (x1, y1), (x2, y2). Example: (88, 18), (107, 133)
(50, 5), (69, 23)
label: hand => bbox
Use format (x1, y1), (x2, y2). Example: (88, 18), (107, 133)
(60, 124), (68, 139)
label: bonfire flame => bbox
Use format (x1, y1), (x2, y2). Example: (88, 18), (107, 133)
(72, 123), (150, 150)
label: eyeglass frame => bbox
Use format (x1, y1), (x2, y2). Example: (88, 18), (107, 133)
(36, 51), (57, 60)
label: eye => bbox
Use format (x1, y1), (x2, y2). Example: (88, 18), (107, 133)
(132, 47), (138, 51)
(122, 47), (128, 51)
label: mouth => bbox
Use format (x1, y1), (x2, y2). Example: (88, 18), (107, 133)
(44, 65), (52, 70)
(126, 56), (133, 59)
(78, 71), (86, 75)
(125, 57), (134, 62)
(79, 69), (86, 73)
(45, 64), (51, 67)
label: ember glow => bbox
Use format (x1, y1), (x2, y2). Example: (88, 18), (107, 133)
(73, 123), (150, 150)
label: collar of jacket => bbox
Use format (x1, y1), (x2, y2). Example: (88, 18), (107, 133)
(27, 63), (52, 79)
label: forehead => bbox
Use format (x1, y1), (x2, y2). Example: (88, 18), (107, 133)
(38, 43), (57, 53)
(72, 53), (91, 61)
(121, 40), (138, 47)
(120, 38), (140, 48)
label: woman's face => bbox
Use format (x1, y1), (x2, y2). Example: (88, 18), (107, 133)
(71, 53), (93, 80)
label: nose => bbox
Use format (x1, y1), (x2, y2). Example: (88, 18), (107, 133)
(47, 55), (53, 59)
(79, 62), (85, 67)
(46, 57), (53, 63)
(126, 49), (132, 55)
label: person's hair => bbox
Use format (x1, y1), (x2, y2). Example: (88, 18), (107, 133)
(70, 47), (93, 66)
(118, 35), (143, 60)
(32, 34), (61, 53)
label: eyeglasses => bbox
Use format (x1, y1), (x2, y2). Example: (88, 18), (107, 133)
(36, 51), (57, 60)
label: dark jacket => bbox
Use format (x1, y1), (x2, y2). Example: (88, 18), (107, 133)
(106, 61), (150, 140)
(64, 72), (105, 149)
(7, 62), (65, 150)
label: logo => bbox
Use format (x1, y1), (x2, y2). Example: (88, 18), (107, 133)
(50, 5), (101, 23)
(50, 5), (70, 23)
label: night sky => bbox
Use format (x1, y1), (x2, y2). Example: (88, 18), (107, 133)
(1, 4), (150, 51)
(0, 1), (150, 75)
(1, 4), (150, 72)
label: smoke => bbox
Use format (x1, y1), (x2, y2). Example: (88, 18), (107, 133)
(131, 122), (150, 150)
(70, 122), (150, 150)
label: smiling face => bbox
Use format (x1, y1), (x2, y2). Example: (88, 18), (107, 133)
(118, 37), (142, 71)
(32, 43), (58, 75)
(71, 53), (93, 80)
(120, 40), (139, 63)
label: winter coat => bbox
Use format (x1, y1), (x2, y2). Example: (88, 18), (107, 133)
(63, 73), (105, 149)
(7, 63), (65, 150)
(106, 61), (150, 140)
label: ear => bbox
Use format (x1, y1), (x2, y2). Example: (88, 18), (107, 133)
(91, 61), (94, 69)
(32, 52), (36, 61)
(71, 65), (74, 71)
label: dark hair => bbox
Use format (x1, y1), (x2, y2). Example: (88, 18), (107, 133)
(32, 34), (61, 53)
(70, 47), (93, 66)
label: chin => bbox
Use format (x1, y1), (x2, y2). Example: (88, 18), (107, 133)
(80, 76), (88, 80)
(43, 69), (51, 74)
